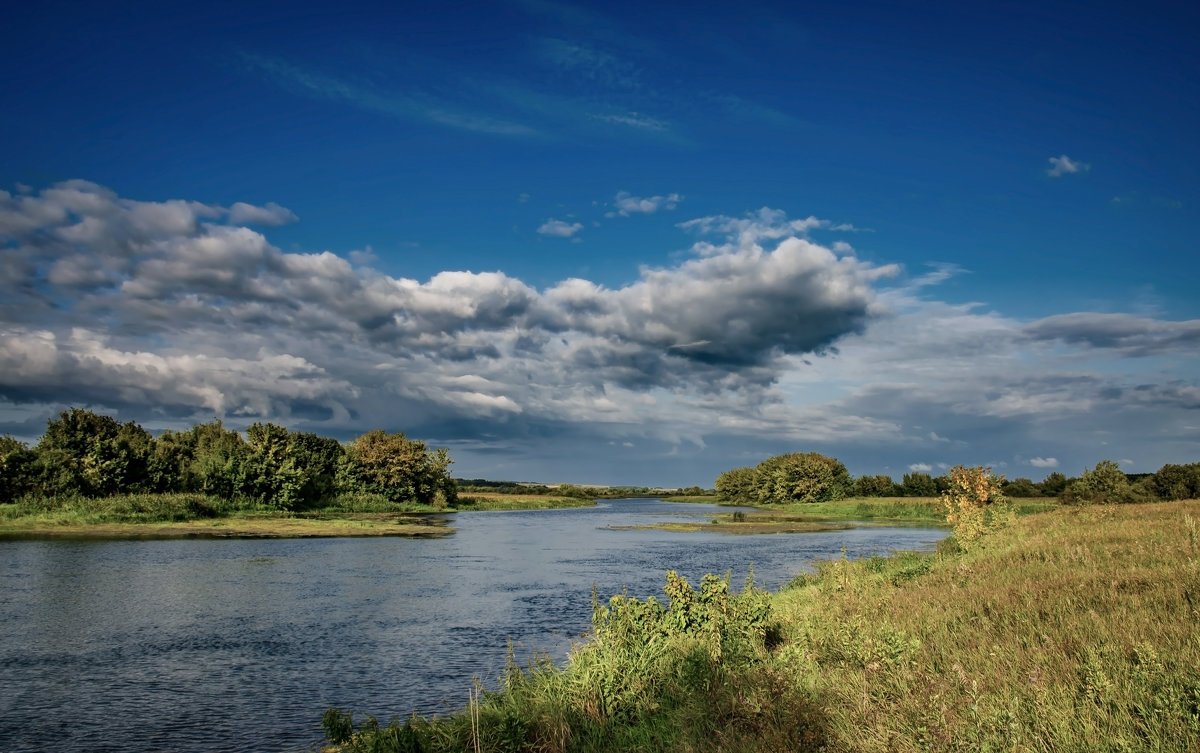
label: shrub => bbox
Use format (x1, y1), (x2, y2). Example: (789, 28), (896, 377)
(1062, 460), (1148, 505)
(939, 465), (1011, 547)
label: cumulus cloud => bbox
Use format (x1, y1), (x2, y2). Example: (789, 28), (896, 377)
(3, 180), (1196, 483)
(908, 463), (933, 472)
(1030, 457), (1059, 468)
(1046, 154), (1090, 177)
(0, 180), (891, 437)
(607, 190), (682, 217)
(537, 219), (584, 237)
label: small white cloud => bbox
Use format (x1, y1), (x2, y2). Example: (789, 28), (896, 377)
(228, 201), (298, 226)
(1047, 155), (1090, 177)
(349, 247), (379, 265)
(908, 462), (933, 472)
(537, 219), (584, 238)
(1029, 457), (1059, 468)
(606, 191), (683, 218)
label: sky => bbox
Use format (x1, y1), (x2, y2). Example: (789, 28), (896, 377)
(1, 0), (1198, 486)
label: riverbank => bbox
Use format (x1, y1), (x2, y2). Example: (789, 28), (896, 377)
(325, 499), (1200, 752)
(0, 510), (454, 539)
(0, 491), (596, 539)
(629, 496), (1057, 534)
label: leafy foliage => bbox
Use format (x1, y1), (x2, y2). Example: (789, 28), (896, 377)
(715, 453), (852, 506)
(713, 466), (757, 504)
(939, 465), (1011, 547)
(1062, 460), (1147, 505)
(3, 408), (456, 510)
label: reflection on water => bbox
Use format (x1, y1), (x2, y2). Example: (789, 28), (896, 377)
(0, 499), (945, 752)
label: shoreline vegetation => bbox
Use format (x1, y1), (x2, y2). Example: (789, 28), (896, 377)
(323, 498), (1200, 753)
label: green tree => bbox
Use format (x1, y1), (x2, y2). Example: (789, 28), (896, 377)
(1149, 463), (1200, 501)
(244, 422), (305, 510)
(1038, 471), (1070, 497)
(900, 472), (938, 497)
(854, 474), (898, 497)
(0, 436), (39, 503)
(344, 429), (455, 507)
(751, 452), (852, 505)
(185, 419), (249, 500)
(714, 466), (758, 504)
(1002, 477), (1040, 497)
(35, 408), (153, 497)
(1062, 460), (1144, 505)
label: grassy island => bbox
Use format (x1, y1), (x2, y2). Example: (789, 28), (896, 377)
(322, 498), (1200, 753)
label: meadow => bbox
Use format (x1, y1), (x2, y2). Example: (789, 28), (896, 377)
(323, 499), (1200, 752)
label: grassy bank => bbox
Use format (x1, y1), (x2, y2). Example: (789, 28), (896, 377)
(0, 488), (596, 539)
(324, 500), (1200, 752)
(0, 493), (453, 538)
(453, 493), (596, 511)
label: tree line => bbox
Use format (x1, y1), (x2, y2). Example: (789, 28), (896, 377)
(0, 408), (457, 509)
(715, 452), (1200, 505)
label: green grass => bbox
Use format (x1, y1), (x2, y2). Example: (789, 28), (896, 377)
(452, 493), (596, 511)
(0, 493), (455, 538)
(324, 499), (1200, 753)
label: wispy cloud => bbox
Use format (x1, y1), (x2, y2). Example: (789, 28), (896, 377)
(1046, 154), (1090, 177)
(240, 53), (537, 137)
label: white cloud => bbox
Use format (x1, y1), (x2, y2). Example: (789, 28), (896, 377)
(908, 463), (933, 472)
(1047, 154), (1090, 177)
(537, 219), (584, 237)
(2, 180), (1197, 483)
(228, 201), (298, 226)
(606, 191), (682, 217)
(1029, 457), (1059, 468)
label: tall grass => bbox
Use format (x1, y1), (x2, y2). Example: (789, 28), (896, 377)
(0, 493), (225, 524)
(325, 500), (1200, 753)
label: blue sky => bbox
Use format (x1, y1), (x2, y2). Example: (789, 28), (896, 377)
(1, 0), (1197, 486)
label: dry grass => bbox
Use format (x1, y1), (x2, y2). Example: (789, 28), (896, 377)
(773, 500), (1200, 752)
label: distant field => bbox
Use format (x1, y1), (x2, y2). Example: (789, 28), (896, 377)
(452, 493), (595, 510)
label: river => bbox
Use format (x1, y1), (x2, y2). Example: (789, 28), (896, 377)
(0, 499), (945, 752)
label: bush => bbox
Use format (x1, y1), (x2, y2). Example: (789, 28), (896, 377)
(1062, 460), (1149, 505)
(939, 465), (1011, 548)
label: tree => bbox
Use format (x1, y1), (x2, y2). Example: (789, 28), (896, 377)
(751, 452), (852, 505)
(1062, 460), (1143, 505)
(1038, 472), (1070, 497)
(900, 472), (937, 497)
(714, 467), (757, 504)
(185, 419), (249, 500)
(0, 436), (38, 503)
(344, 429), (455, 507)
(853, 474), (898, 497)
(36, 408), (153, 497)
(1149, 463), (1200, 501)
(1002, 477), (1040, 498)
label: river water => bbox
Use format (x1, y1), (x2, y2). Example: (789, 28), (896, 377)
(0, 499), (945, 752)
